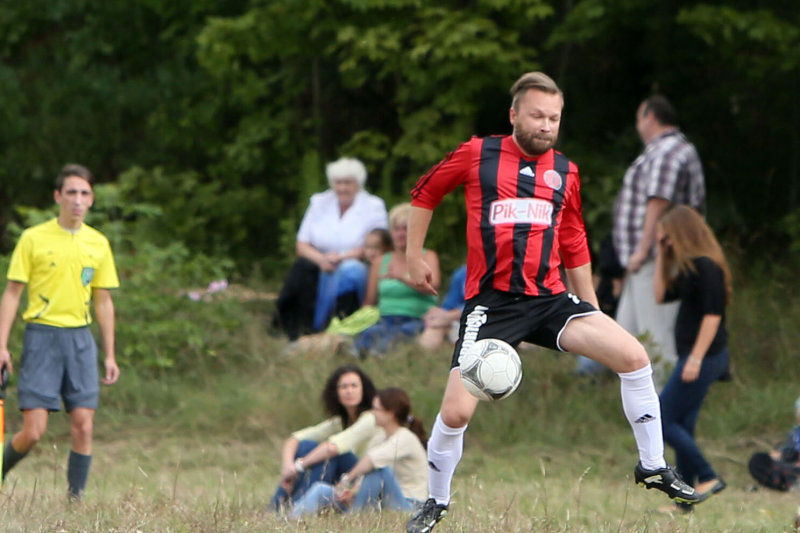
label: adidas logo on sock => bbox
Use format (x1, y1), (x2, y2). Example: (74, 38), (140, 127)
(634, 414), (656, 424)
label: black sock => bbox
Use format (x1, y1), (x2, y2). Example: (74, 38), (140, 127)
(67, 450), (92, 499)
(2, 440), (29, 479)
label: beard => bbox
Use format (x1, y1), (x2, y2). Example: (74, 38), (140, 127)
(513, 128), (557, 156)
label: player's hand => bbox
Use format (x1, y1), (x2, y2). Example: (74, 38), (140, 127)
(0, 348), (13, 375)
(407, 256), (438, 296)
(102, 357), (120, 385)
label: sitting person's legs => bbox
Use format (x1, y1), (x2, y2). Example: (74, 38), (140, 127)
(314, 259), (368, 331)
(277, 258), (319, 340)
(352, 467), (415, 512)
(289, 482), (342, 519)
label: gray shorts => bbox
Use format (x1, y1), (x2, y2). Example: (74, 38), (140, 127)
(17, 323), (99, 412)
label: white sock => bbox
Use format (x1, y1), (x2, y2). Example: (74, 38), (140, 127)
(426, 413), (467, 505)
(618, 364), (666, 470)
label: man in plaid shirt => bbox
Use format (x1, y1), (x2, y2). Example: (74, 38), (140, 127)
(612, 95), (705, 377)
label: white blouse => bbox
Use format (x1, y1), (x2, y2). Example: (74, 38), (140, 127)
(296, 189), (388, 254)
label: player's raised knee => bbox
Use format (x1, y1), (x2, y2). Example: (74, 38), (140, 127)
(617, 340), (650, 373)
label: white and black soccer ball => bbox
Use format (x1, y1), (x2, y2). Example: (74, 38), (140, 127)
(458, 338), (522, 401)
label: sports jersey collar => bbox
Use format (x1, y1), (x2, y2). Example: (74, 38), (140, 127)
(49, 217), (85, 235)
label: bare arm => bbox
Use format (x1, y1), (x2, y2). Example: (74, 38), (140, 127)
(406, 206), (437, 296)
(93, 288), (119, 385)
(363, 253), (384, 306)
(564, 263), (599, 309)
(681, 314), (722, 383)
(0, 281), (25, 373)
(629, 197), (671, 272)
(653, 236), (668, 304)
(296, 241), (339, 272)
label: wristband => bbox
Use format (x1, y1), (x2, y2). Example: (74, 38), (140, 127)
(687, 357), (702, 366)
(294, 458), (305, 473)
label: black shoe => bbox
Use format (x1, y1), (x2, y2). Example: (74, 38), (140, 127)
(634, 462), (702, 504)
(406, 498), (448, 533)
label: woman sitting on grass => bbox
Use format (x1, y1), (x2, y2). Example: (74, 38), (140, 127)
(654, 205), (732, 512)
(289, 387), (428, 518)
(354, 203), (440, 357)
(270, 364), (380, 511)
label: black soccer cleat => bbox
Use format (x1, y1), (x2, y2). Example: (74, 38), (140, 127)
(406, 498), (449, 533)
(634, 462), (703, 504)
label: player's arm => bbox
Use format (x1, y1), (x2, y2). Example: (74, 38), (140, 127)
(628, 197), (671, 272)
(564, 263), (600, 309)
(406, 206), (437, 296)
(93, 288), (119, 385)
(0, 281), (25, 373)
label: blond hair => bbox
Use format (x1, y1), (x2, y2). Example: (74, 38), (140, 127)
(658, 205), (732, 304)
(510, 72), (562, 110)
(388, 202), (411, 229)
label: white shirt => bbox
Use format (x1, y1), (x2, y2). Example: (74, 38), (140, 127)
(296, 189), (388, 254)
(366, 427), (428, 502)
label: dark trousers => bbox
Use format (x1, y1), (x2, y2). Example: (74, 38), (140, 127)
(269, 439), (359, 511)
(276, 258), (319, 341)
(660, 348), (729, 485)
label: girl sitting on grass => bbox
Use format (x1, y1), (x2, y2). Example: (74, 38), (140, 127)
(270, 365), (380, 511)
(289, 387), (428, 518)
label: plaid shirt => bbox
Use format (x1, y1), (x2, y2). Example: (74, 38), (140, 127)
(612, 130), (705, 267)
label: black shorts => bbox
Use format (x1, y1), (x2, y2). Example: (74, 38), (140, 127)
(449, 289), (599, 369)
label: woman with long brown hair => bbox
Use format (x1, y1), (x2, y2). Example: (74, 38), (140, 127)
(654, 204), (732, 511)
(290, 387), (428, 518)
(270, 365), (379, 511)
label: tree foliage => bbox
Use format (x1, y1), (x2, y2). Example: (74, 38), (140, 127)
(0, 0), (797, 275)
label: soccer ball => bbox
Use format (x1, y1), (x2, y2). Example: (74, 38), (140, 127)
(458, 338), (522, 401)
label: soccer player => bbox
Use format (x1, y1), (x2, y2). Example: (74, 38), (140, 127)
(404, 72), (700, 533)
(0, 164), (120, 500)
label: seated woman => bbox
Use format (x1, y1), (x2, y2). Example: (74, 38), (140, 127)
(270, 365), (380, 511)
(276, 157), (388, 341)
(355, 203), (440, 357)
(289, 387), (428, 518)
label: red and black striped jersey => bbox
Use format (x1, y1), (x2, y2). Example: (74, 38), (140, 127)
(411, 135), (591, 299)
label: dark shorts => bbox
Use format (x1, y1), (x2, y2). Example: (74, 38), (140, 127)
(449, 290), (599, 369)
(17, 323), (99, 412)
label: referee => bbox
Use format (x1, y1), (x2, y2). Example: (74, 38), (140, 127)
(0, 164), (120, 500)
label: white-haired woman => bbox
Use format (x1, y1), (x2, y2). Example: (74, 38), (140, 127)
(277, 158), (388, 342)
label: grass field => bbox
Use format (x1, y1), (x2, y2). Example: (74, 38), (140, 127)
(1, 276), (799, 532)
(2, 338), (799, 533)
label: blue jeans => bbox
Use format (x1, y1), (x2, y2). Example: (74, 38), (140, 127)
(659, 348), (729, 486)
(289, 467), (417, 519)
(269, 440), (358, 511)
(313, 259), (368, 331)
(355, 316), (424, 355)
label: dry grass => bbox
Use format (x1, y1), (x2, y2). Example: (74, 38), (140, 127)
(1, 422), (797, 532)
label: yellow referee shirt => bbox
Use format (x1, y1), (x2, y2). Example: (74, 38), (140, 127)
(7, 218), (120, 328)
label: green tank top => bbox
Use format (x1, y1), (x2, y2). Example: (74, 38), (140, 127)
(377, 253), (436, 318)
